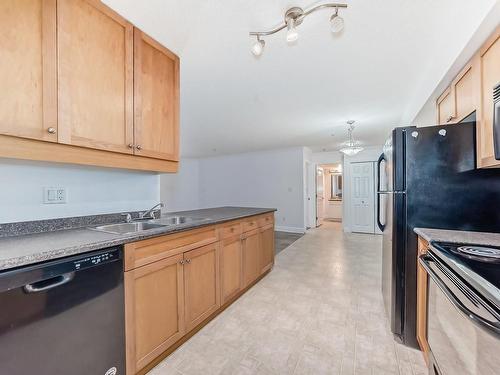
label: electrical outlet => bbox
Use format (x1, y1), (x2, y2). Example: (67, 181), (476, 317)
(43, 187), (67, 204)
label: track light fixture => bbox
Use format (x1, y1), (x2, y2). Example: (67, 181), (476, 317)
(249, 2), (348, 56)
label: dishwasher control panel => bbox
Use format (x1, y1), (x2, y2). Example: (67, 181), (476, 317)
(73, 248), (121, 271)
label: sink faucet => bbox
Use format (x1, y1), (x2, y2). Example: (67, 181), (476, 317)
(140, 203), (164, 220)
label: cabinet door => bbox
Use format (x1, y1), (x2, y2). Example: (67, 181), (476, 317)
(260, 225), (275, 274)
(452, 61), (477, 122)
(242, 229), (261, 287)
(0, 0), (57, 141)
(57, 0), (134, 153)
(416, 238), (430, 364)
(478, 29), (500, 168)
(184, 243), (220, 332)
(134, 28), (180, 161)
(125, 254), (185, 374)
(220, 235), (243, 304)
(436, 87), (456, 125)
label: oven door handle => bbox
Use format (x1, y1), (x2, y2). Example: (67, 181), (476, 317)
(419, 255), (500, 337)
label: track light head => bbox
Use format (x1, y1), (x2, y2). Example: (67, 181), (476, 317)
(330, 7), (344, 33)
(286, 18), (299, 43)
(251, 37), (265, 56)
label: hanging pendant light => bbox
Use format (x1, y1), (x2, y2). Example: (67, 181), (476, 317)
(339, 121), (364, 156)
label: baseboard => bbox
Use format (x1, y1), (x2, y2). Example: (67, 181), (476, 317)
(275, 225), (306, 234)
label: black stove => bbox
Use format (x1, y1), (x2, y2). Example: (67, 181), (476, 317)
(430, 241), (500, 310)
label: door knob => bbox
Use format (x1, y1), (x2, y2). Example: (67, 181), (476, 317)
(47, 127), (56, 134)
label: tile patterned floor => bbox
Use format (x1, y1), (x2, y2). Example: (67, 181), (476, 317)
(149, 222), (427, 375)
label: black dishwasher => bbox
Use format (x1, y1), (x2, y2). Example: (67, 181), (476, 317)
(0, 246), (125, 375)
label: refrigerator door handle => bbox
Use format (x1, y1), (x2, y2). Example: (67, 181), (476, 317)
(376, 153), (386, 231)
(377, 153), (385, 193)
(376, 192), (385, 232)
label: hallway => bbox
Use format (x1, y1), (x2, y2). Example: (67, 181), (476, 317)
(149, 222), (427, 375)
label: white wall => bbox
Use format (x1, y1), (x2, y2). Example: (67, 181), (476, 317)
(342, 146), (383, 233)
(198, 148), (306, 233)
(160, 158), (200, 211)
(0, 159), (160, 223)
(310, 151), (342, 165)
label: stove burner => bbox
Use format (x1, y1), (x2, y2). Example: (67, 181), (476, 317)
(457, 246), (500, 261)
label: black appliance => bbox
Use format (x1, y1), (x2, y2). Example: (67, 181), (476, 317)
(420, 241), (500, 375)
(377, 120), (500, 348)
(494, 82), (500, 160)
(0, 247), (125, 375)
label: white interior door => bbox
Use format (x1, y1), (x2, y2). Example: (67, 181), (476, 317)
(305, 161), (316, 229)
(350, 162), (375, 233)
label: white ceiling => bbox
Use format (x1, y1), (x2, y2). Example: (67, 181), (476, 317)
(104, 0), (497, 157)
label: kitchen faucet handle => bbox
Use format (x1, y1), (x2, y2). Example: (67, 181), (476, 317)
(121, 213), (132, 223)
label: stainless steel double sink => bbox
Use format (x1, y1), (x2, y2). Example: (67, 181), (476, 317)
(90, 216), (208, 235)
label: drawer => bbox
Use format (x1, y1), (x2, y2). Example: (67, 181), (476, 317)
(242, 217), (258, 232)
(258, 213), (274, 227)
(219, 221), (242, 239)
(124, 226), (218, 270)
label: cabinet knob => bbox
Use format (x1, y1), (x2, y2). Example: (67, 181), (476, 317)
(446, 115), (455, 123)
(185, 259), (191, 264)
(179, 260), (185, 265)
(136, 145), (142, 151)
(128, 143), (134, 149)
(47, 127), (56, 134)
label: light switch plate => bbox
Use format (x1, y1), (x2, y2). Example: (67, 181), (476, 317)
(43, 187), (67, 204)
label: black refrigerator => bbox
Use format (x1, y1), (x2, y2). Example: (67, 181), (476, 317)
(377, 120), (500, 348)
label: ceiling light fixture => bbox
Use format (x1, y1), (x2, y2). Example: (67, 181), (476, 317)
(249, 3), (348, 56)
(339, 121), (364, 156)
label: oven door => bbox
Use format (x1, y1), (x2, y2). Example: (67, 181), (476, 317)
(419, 253), (500, 375)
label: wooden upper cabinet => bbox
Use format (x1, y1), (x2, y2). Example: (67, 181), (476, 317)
(477, 28), (500, 168)
(183, 243), (220, 332)
(125, 254), (185, 374)
(0, 0), (57, 142)
(134, 29), (180, 161)
(57, 0), (134, 154)
(436, 88), (456, 125)
(436, 59), (478, 125)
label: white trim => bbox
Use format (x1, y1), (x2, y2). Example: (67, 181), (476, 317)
(275, 225), (306, 234)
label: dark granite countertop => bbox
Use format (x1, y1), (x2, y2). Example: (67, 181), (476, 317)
(414, 227), (500, 247)
(0, 207), (276, 271)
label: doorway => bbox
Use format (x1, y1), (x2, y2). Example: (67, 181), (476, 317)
(316, 163), (343, 227)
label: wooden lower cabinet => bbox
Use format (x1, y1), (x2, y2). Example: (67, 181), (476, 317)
(242, 229), (262, 287)
(183, 243), (220, 332)
(220, 235), (243, 304)
(416, 237), (430, 364)
(125, 214), (275, 374)
(125, 254), (185, 374)
(260, 224), (275, 273)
